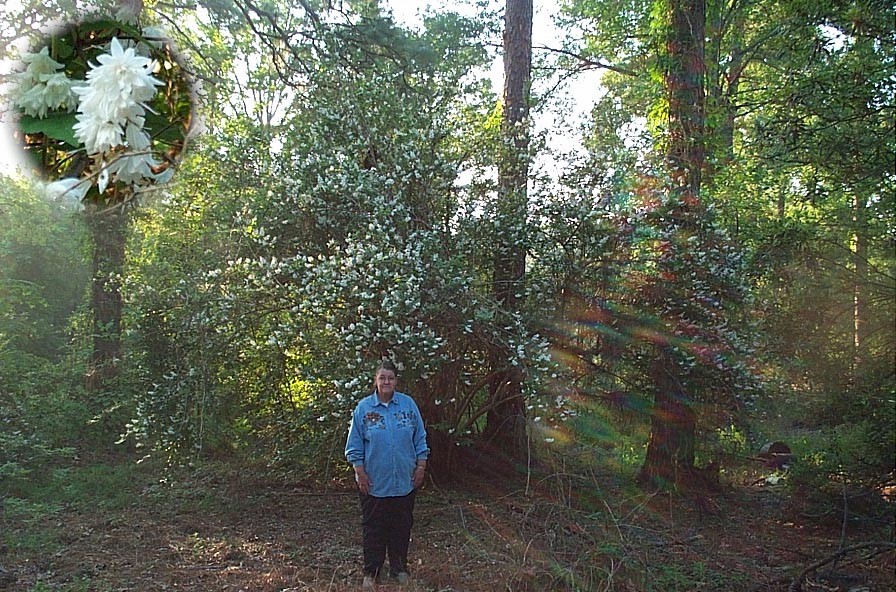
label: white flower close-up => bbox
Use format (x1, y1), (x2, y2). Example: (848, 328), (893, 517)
(73, 115), (124, 155)
(14, 47), (76, 117)
(97, 166), (111, 194)
(44, 177), (90, 209)
(18, 46), (64, 82)
(15, 84), (53, 118)
(41, 73), (76, 109)
(11, 19), (187, 211)
(104, 150), (161, 185)
(72, 37), (161, 156)
(125, 120), (151, 149)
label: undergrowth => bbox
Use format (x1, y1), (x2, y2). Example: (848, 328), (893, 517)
(1, 451), (893, 592)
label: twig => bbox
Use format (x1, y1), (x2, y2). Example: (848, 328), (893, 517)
(532, 44), (638, 77)
(788, 541), (896, 592)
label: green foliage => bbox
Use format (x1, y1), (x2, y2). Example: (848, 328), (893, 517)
(0, 176), (88, 356)
(119, 3), (560, 475)
(559, 0), (894, 492)
(712, 423), (749, 457)
(789, 359), (896, 495)
(727, 0), (896, 497)
(1, 459), (154, 567)
(18, 110), (79, 147)
(0, 176), (95, 487)
(0, 0), (891, 502)
(787, 415), (895, 524)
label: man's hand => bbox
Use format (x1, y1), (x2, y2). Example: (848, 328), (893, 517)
(355, 466), (371, 494)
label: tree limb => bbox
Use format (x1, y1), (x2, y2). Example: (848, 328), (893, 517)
(533, 44), (638, 77)
(788, 541), (896, 592)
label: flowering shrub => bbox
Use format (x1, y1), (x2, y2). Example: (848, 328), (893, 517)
(119, 11), (565, 472)
(14, 47), (76, 118)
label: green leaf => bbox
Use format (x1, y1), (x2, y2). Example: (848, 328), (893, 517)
(54, 39), (74, 60)
(144, 111), (186, 145)
(18, 111), (80, 148)
(77, 19), (143, 41)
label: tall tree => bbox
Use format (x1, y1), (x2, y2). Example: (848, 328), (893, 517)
(482, 0), (533, 458)
(84, 203), (127, 391)
(635, 0), (707, 489)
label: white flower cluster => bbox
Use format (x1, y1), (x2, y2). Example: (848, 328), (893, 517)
(73, 37), (161, 156)
(44, 176), (91, 207)
(23, 34), (176, 203)
(14, 47), (76, 118)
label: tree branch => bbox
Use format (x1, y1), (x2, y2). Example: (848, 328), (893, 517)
(533, 44), (638, 77)
(788, 541), (896, 592)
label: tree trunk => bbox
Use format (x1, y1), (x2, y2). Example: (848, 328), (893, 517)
(481, 0), (532, 458)
(638, 0), (705, 489)
(852, 192), (868, 377)
(80, 0), (145, 393)
(85, 206), (127, 392)
(664, 0), (706, 199)
(638, 352), (696, 489)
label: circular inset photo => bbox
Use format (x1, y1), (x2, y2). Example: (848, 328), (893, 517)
(10, 17), (194, 209)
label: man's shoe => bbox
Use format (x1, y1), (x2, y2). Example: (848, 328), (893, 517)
(361, 575), (376, 590)
(395, 572), (410, 585)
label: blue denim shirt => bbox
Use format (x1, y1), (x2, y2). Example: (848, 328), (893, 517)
(345, 391), (429, 498)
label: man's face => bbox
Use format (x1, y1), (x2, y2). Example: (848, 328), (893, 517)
(375, 369), (397, 396)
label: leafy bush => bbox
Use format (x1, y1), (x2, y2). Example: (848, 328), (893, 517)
(0, 355), (81, 495)
(788, 412), (895, 525)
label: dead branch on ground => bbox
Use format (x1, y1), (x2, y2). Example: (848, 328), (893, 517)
(788, 541), (896, 592)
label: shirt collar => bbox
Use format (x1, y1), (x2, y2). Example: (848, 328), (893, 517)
(369, 391), (398, 407)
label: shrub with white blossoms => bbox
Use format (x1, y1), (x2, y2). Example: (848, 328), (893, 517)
(14, 22), (190, 206)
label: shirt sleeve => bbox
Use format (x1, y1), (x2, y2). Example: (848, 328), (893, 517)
(411, 399), (430, 461)
(344, 406), (365, 466)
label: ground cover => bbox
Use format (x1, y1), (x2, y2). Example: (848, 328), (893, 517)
(1, 457), (892, 591)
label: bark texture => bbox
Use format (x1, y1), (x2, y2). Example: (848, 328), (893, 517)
(637, 0), (706, 490)
(482, 0), (533, 458)
(85, 206), (127, 392)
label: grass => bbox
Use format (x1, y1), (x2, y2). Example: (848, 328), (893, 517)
(28, 579), (98, 592)
(1, 458), (154, 560)
(4, 462), (149, 509)
(637, 561), (747, 592)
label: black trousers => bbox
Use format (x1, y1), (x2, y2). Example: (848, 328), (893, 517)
(359, 490), (416, 577)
